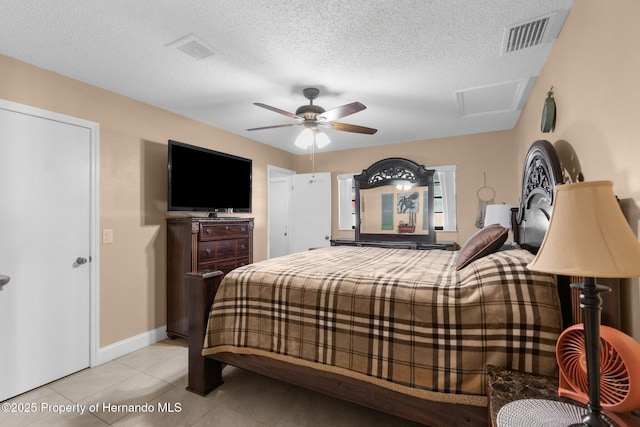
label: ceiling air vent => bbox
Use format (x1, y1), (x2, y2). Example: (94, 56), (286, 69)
(502, 13), (557, 54)
(166, 34), (218, 62)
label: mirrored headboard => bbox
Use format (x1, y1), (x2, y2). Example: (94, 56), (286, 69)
(354, 158), (436, 244)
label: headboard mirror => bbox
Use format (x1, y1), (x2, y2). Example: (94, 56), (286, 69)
(355, 158), (436, 244)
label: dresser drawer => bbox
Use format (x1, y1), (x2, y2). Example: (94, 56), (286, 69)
(198, 240), (232, 262)
(237, 239), (250, 257)
(198, 257), (250, 274)
(200, 223), (250, 241)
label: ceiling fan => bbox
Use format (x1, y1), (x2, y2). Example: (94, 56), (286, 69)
(247, 87), (377, 149)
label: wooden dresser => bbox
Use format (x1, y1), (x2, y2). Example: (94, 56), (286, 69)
(166, 217), (254, 338)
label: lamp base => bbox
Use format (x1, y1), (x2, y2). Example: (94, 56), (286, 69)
(568, 414), (610, 427)
(570, 279), (612, 427)
(565, 408), (609, 427)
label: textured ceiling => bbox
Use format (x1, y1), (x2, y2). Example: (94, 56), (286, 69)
(0, 0), (573, 154)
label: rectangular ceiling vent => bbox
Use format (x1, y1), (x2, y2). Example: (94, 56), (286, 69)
(166, 34), (218, 62)
(501, 13), (557, 54)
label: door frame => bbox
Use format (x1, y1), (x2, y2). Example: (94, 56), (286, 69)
(0, 99), (100, 367)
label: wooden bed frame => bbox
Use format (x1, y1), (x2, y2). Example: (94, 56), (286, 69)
(184, 141), (588, 427)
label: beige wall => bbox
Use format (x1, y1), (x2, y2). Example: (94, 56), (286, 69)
(0, 54), (296, 346)
(295, 130), (519, 246)
(510, 0), (640, 338)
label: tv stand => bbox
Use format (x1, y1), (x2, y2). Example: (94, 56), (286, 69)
(166, 216), (254, 338)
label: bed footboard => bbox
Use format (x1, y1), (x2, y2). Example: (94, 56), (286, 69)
(185, 270), (224, 395)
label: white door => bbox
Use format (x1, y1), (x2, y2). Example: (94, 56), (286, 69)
(0, 102), (94, 401)
(289, 173), (332, 253)
(268, 177), (290, 258)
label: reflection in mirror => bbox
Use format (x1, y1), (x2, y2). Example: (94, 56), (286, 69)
(359, 185), (431, 235)
(337, 173), (358, 230)
(339, 165), (457, 233)
(433, 166), (457, 231)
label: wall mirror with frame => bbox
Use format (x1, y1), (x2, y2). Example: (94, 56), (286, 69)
(354, 158), (437, 244)
(338, 164), (456, 233)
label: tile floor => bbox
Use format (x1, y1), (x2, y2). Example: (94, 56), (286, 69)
(1, 339), (423, 426)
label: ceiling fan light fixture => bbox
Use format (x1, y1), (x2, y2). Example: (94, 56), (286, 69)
(294, 128), (331, 149)
(294, 128), (314, 149)
(314, 130), (331, 148)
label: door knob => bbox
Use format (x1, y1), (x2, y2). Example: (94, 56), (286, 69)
(0, 274), (10, 290)
(75, 257), (88, 265)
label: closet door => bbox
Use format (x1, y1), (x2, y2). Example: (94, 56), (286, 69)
(0, 102), (94, 401)
(268, 177), (290, 258)
(289, 172), (331, 253)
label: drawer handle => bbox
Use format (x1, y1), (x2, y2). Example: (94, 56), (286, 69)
(204, 249), (212, 256)
(240, 244), (246, 250)
(241, 227), (246, 232)
(225, 226), (229, 230)
(205, 229), (212, 235)
(239, 262), (246, 266)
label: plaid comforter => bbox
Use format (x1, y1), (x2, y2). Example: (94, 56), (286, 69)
(203, 246), (562, 400)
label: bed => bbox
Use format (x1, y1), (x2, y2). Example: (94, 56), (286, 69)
(185, 140), (574, 427)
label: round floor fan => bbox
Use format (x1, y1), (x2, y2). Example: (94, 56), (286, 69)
(557, 324), (640, 413)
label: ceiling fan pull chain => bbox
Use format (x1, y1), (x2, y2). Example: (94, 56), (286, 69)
(311, 136), (316, 174)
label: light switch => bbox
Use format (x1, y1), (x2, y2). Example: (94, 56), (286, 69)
(103, 228), (114, 244)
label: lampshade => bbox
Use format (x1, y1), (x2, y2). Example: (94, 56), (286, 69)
(484, 204), (514, 228)
(314, 130), (331, 148)
(527, 180), (640, 278)
(294, 128), (330, 149)
(294, 128), (313, 149)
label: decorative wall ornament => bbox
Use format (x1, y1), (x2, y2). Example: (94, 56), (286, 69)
(541, 86), (556, 133)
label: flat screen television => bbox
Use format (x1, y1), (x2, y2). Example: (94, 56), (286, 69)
(168, 140), (252, 215)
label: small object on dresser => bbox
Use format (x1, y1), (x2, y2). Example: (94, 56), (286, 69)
(397, 221), (415, 233)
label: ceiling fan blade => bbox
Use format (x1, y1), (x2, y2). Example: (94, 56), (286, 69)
(246, 123), (300, 131)
(329, 122), (378, 135)
(254, 103), (302, 120)
(317, 102), (366, 122)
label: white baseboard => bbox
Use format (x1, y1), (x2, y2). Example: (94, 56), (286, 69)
(94, 325), (168, 366)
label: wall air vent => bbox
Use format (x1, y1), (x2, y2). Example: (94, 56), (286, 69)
(166, 34), (218, 62)
(502, 13), (557, 54)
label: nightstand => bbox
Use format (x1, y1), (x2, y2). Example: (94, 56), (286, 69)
(487, 365), (640, 427)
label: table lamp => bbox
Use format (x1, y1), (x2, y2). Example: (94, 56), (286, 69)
(484, 204), (514, 228)
(527, 180), (640, 427)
